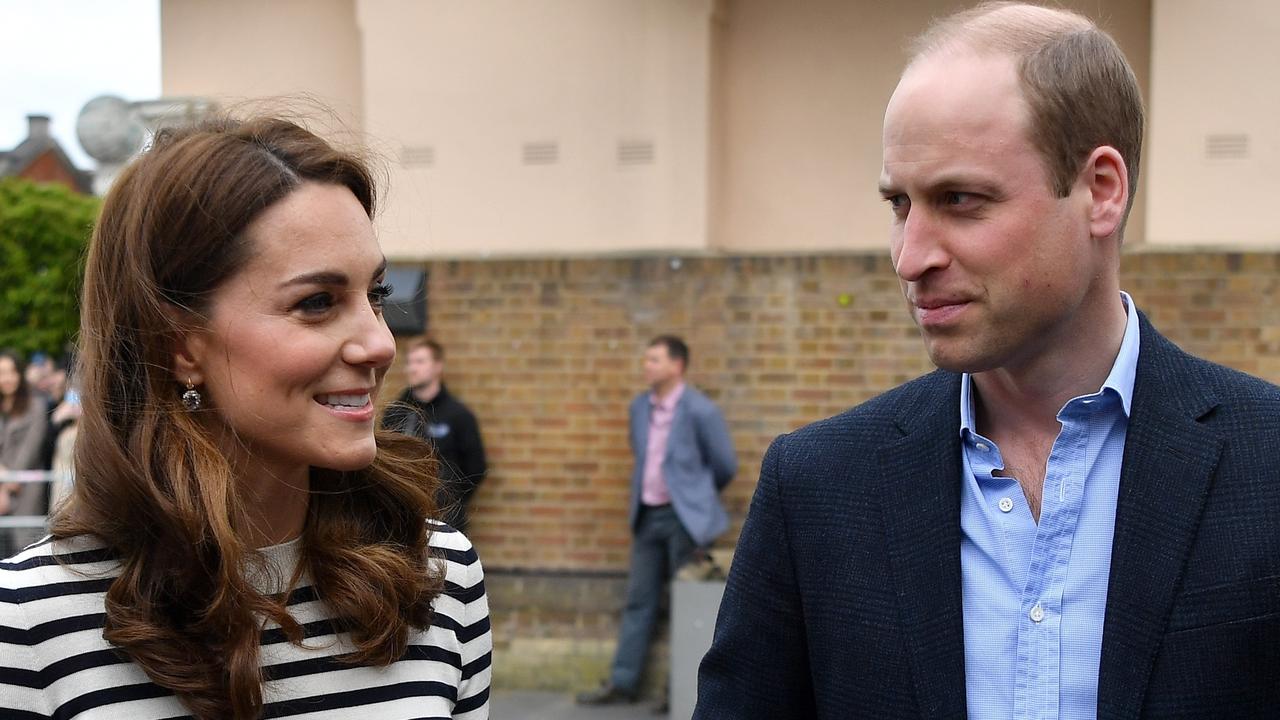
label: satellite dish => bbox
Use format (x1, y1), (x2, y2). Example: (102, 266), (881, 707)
(77, 95), (145, 163)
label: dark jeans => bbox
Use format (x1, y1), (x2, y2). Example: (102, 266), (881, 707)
(609, 504), (696, 693)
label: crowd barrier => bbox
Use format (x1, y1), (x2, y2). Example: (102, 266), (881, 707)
(0, 469), (68, 529)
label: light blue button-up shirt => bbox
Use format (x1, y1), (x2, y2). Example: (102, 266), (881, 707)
(960, 292), (1140, 720)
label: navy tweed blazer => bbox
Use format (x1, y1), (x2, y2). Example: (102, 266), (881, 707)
(695, 314), (1280, 719)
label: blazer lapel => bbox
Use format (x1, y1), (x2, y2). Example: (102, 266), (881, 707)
(876, 371), (968, 720)
(1097, 316), (1224, 719)
(664, 390), (691, 463)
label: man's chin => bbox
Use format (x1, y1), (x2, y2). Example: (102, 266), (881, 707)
(923, 342), (997, 375)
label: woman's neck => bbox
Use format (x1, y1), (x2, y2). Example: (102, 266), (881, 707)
(240, 465), (311, 548)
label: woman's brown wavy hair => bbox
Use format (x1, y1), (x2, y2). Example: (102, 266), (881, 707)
(50, 115), (444, 719)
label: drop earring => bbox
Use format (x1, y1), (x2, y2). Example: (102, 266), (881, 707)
(182, 379), (202, 411)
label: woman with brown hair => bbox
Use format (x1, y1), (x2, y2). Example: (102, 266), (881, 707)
(0, 349), (50, 554)
(0, 116), (491, 719)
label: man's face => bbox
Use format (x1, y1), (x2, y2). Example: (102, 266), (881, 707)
(406, 346), (443, 389)
(880, 52), (1100, 375)
(642, 344), (682, 389)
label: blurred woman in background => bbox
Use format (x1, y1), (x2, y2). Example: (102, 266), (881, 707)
(0, 349), (49, 554)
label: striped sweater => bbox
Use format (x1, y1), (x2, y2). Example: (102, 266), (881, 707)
(0, 523), (491, 719)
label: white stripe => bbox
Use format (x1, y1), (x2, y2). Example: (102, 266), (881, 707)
(1, 526), (493, 719)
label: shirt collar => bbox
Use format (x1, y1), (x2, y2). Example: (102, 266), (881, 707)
(960, 291), (1141, 434)
(650, 381), (686, 411)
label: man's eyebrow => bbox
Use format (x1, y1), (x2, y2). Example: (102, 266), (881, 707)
(877, 175), (1001, 198)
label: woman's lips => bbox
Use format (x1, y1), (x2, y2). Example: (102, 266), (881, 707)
(315, 392), (375, 422)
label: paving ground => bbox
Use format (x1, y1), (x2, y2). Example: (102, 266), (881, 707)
(490, 690), (666, 720)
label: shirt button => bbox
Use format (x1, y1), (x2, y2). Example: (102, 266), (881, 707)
(1030, 604), (1045, 623)
(975, 442), (990, 452)
(998, 497), (1014, 513)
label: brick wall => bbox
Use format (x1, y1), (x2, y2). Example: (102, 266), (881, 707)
(389, 250), (1280, 691)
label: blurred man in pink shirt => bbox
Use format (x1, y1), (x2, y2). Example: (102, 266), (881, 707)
(579, 335), (737, 709)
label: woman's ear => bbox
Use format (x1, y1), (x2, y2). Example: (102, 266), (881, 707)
(172, 336), (205, 387)
(1081, 145), (1129, 241)
(165, 306), (207, 387)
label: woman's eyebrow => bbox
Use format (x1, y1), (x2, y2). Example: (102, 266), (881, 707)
(279, 270), (349, 289)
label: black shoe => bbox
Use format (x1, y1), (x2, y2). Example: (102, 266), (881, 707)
(576, 682), (637, 705)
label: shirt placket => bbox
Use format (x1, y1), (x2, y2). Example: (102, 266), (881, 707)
(1012, 413), (1089, 720)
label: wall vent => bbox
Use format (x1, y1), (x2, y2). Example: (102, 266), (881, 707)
(618, 139), (655, 166)
(1205, 133), (1249, 160)
(400, 145), (435, 167)
(522, 141), (559, 165)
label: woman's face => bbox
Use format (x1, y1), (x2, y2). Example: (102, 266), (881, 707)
(181, 182), (396, 484)
(0, 357), (20, 399)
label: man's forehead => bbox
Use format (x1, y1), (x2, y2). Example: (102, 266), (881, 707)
(888, 52), (1023, 126)
(883, 53), (1032, 161)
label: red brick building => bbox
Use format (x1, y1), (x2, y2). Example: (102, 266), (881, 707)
(0, 115), (92, 194)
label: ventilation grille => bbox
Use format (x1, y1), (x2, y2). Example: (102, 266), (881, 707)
(618, 139), (655, 166)
(399, 145), (435, 167)
(522, 141), (559, 165)
(1205, 133), (1249, 160)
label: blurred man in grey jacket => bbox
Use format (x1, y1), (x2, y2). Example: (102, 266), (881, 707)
(579, 335), (737, 707)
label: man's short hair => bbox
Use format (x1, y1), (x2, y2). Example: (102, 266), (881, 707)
(649, 335), (689, 370)
(407, 337), (444, 362)
(908, 2), (1144, 230)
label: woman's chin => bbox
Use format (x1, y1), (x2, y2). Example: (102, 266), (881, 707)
(314, 446), (379, 473)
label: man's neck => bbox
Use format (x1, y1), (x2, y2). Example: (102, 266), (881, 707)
(651, 378), (683, 401)
(411, 381), (442, 404)
(973, 291), (1128, 438)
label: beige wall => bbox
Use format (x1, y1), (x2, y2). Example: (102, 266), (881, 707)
(358, 0), (715, 259)
(161, 0), (364, 131)
(714, 0), (1152, 253)
(161, 1), (1177, 257)
(1146, 0), (1280, 247)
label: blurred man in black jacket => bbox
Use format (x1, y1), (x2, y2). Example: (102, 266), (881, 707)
(383, 338), (487, 532)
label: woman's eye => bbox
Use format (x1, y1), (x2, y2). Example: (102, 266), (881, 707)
(369, 283), (394, 309)
(296, 292), (335, 314)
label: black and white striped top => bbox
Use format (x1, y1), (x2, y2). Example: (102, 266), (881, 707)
(0, 523), (491, 719)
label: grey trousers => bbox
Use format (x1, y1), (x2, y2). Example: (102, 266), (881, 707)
(609, 504), (697, 693)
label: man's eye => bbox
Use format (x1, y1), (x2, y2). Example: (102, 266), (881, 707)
(943, 191), (976, 206)
(297, 293), (335, 314)
(884, 195), (910, 213)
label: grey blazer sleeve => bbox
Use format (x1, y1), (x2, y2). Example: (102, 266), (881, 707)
(694, 398), (737, 490)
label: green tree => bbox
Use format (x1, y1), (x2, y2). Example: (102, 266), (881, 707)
(0, 178), (99, 357)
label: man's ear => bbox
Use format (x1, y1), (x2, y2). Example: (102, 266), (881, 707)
(1080, 145), (1129, 240)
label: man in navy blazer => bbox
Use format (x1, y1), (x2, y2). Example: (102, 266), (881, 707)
(697, 4), (1280, 719)
(580, 335), (737, 707)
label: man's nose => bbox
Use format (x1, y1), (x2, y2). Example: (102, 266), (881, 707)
(892, 209), (949, 282)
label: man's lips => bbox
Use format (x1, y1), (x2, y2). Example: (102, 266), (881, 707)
(911, 297), (973, 326)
